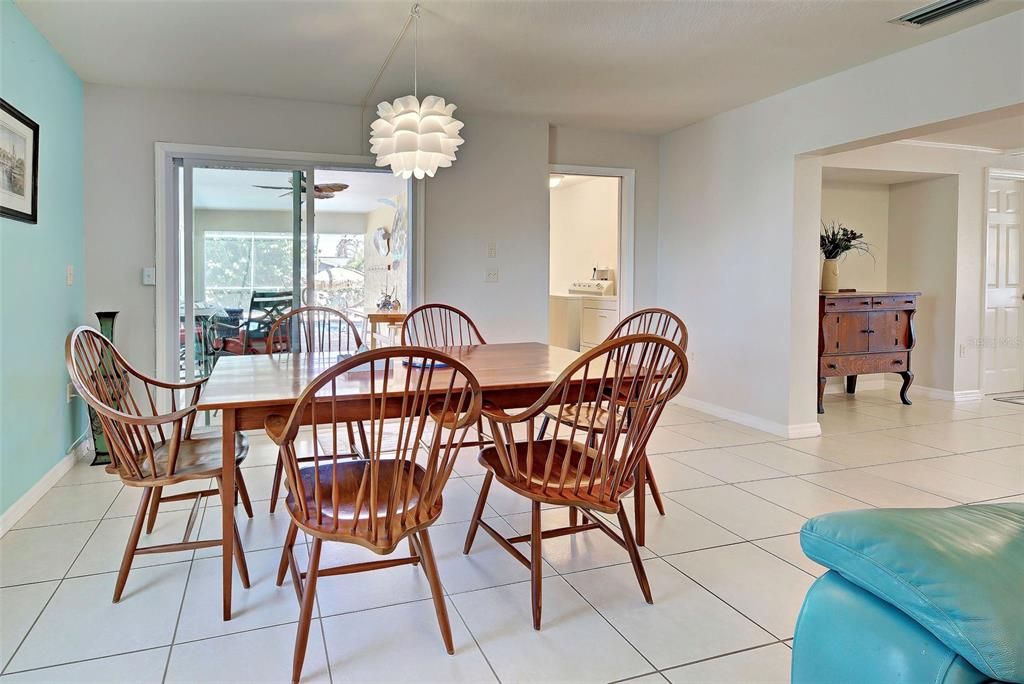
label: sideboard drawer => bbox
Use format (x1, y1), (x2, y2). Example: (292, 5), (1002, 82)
(820, 352), (909, 377)
(872, 295), (917, 309)
(823, 297), (874, 312)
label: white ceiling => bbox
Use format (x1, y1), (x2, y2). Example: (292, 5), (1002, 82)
(193, 168), (405, 213)
(822, 167), (950, 185)
(911, 114), (1024, 150)
(17, 0), (1024, 134)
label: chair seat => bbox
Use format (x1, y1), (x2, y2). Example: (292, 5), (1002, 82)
(285, 460), (441, 548)
(543, 403), (626, 433)
(478, 439), (634, 513)
(130, 431), (248, 485)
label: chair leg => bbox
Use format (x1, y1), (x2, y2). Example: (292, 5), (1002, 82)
(569, 506), (578, 527)
(277, 520), (299, 587)
(463, 471), (493, 554)
(530, 500), (543, 630)
(646, 456), (666, 516)
(270, 456), (284, 513)
(114, 487), (152, 603)
(617, 507), (653, 604)
(236, 468), (254, 519)
(536, 415), (550, 440)
(634, 458), (647, 547)
(232, 519), (251, 589)
(416, 529), (454, 655)
(145, 486), (162, 534)
(292, 537), (321, 684)
(409, 538), (420, 565)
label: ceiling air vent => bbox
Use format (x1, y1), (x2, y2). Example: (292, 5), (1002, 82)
(889, 0), (990, 27)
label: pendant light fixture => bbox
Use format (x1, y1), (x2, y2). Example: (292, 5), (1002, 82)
(369, 4), (464, 180)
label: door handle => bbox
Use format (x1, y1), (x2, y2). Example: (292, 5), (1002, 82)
(861, 329), (876, 334)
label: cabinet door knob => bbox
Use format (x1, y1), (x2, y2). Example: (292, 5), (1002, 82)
(827, 363), (837, 369)
(826, 302), (836, 307)
(892, 359), (904, 366)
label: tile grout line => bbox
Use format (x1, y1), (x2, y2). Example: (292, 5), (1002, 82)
(0, 481), (125, 676)
(161, 498), (209, 682)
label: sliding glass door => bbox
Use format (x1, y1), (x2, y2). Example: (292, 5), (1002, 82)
(177, 162), (310, 383)
(163, 152), (414, 387)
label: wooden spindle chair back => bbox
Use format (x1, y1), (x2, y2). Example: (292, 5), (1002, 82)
(610, 307), (688, 351)
(274, 346), (483, 551)
(400, 303), (487, 347)
(488, 334), (687, 512)
(66, 326), (201, 483)
(267, 306), (363, 355)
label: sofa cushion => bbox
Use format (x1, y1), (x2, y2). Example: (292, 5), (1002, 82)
(801, 504), (1024, 683)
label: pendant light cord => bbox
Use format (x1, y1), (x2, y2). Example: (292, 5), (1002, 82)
(362, 3), (422, 153)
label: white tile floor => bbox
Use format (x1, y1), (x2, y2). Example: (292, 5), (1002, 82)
(1, 389), (1022, 683)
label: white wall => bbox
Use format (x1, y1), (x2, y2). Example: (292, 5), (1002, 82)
(887, 176), (959, 392)
(363, 197), (406, 310)
(822, 142), (1024, 395)
(820, 181), (889, 292)
(658, 11), (1024, 435)
(84, 85), (366, 373)
(550, 177), (620, 294)
(549, 126), (660, 309)
(84, 85), (555, 370)
(424, 113), (551, 342)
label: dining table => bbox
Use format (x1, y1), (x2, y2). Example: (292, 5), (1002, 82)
(198, 341), (593, 621)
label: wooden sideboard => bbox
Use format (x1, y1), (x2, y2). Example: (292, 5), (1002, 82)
(817, 291), (919, 414)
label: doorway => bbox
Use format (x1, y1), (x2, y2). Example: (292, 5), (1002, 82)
(158, 149), (410, 385)
(983, 170), (1024, 394)
(546, 165), (634, 352)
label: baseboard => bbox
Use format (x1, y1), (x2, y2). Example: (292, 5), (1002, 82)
(953, 389), (984, 402)
(0, 431), (91, 535)
(671, 395), (822, 439)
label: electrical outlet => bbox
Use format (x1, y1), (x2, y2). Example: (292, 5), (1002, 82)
(486, 241), (497, 259)
(142, 267), (156, 286)
(485, 266), (499, 283)
(66, 265), (74, 287)
(66, 382), (76, 403)
(958, 344), (968, 358)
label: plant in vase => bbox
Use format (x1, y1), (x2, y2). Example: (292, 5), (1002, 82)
(820, 220), (870, 293)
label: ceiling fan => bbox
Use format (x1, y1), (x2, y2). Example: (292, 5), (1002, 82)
(252, 176), (349, 200)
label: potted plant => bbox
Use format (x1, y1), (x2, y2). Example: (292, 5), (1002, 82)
(820, 221), (870, 293)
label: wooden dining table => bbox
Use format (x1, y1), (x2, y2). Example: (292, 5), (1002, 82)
(198, 341), (586, 621)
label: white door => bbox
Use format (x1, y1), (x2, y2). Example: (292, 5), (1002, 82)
(982, 176), (1024, 394)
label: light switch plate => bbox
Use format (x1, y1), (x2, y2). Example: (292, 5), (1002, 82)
(487, 241), (497, 259)
(142, 267), (156, 286)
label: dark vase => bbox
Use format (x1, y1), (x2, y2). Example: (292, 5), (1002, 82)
(87, 311), (119, 466)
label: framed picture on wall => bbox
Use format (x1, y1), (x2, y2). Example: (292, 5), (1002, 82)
(0, 98), (39, 224)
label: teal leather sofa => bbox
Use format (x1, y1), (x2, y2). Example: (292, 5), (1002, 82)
(792, 504), (1024, 684)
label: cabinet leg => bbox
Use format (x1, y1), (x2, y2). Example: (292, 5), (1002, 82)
(899, 371), (914, 405)
(846, 375), (857, 394)
(817, 377), (826, 415)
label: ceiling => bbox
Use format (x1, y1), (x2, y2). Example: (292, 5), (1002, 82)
(16, 0), (1024, 134)
(910, 114), (1024, 150)
(193, 168), (405, 213)
(822, 167), (950, 185)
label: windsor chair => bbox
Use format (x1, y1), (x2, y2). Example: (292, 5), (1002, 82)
(464, 334), (688, 629)
(537, 308), (688, 544)
(65, 326), (253, 603)
(401, 303), (489, 445)
(265, 306), (369, 510)
(265, 346), (483, 683)
(400, 303), (487, 347)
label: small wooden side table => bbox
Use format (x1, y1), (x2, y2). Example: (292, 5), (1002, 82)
(366, 310), (406, 348)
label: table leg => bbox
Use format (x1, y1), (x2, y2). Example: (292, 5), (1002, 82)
(221, 408), (236, 621)
(369, 321), (378, 349)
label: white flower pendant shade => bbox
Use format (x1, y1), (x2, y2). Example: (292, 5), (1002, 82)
(370, 95), (464, 180)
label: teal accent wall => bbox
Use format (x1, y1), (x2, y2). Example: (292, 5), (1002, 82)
(0, 0), (85, 515)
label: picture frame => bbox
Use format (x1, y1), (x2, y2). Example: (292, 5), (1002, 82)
(0, 97), (39, 224)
